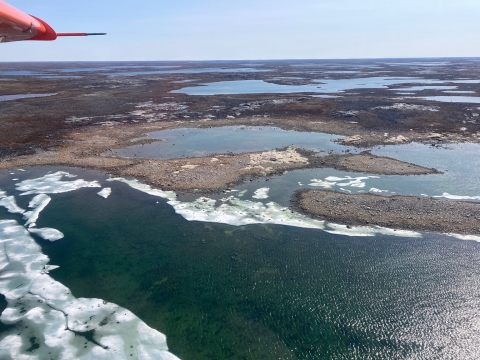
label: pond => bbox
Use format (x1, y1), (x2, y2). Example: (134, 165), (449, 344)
(107, 126), (349, 159)
(0, 93), (57, 101)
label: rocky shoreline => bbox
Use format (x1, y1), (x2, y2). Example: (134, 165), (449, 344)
(0, 121), (440, 193)
(292, 189), (480, 235)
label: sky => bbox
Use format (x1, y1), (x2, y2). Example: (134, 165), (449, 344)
(1, 0), (480, 61)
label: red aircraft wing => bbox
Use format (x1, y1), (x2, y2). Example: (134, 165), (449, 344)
(0, 0), (104, 43)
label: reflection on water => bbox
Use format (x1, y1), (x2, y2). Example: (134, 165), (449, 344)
(443, 90), (477, 94)
(0, 93), (57, 101)
(172, 77), (466, 95)
(389, 85), (458, 91)
(1, 140), (480, 359)
(0, 70), (39, 76)
(226, 142), (480, 207)
(107, 126), (348, 159)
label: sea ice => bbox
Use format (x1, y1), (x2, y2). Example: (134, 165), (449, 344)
(309, 179), (337, 188)
(444, 234), (480, 242)
(28, 227), (64, 241)
(0, 195), (25, 214)
(97, 187), (112, 199)
(0, 220), (178, 359)
(252, 188), (270, 199)
(310, 176), (379, 189)
(238, 190), (248, 197)
(107, 178), (176, 201)
(369, 188), (389, 194)
(23, 194), (51, 227)
(2, 173), (180, 358)
(324, 223), (421, 238)
(111, 178), (421, 238)
(16, 171), (101, 195)
(433, 193), (480, 201)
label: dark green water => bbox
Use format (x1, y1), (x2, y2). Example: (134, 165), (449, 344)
(23, 177), (480, 360)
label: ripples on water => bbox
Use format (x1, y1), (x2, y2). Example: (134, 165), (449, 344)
(1, 58), (480, 358)
(1, 166), (480, 359)
(38, 180), (480, 359)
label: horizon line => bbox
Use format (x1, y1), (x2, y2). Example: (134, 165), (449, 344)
(1, 56), (480, 64)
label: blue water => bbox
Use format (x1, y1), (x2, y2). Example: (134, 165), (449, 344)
(2, 59), (480, 359)
(390, 85), (458, 91)
(0, 70), (39, 76)
(2, 161), (480, 359)
(171, 77), (466, 95)
(206, 141), (480, 206)
(0, 93), (57, 102)
(111, 68), (272, 76)
(107, 126), (349, 159)
(107, 126), (480, 207)
(417, 96), (480, 103)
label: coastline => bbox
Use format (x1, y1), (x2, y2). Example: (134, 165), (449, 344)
(291, 189), (480, 235)
(0, 120), (440, 194)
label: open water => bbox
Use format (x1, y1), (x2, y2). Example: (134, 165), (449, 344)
(1, 134), (480, 359)
(1, 59), (480, 359)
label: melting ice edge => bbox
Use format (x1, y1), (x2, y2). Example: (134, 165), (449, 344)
(0, 171), (478, 359)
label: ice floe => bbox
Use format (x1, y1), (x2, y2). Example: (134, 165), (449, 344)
(369, 188), (389, 194)
(28, 227), (64, 241)
(324, 223), (421, 238)
(238, 190), (247, 197)
(2, 173), (179, 358)
(172, 197), (327, 228)
(308, 179), (337, 188)
(0, 195), (25, 214)
(433, 193), (480, 201)
(107, 178), (177, 201)
(97, 187), (112, 199)
(444, 233), (480, 242)
(1, 186), (64, 241)
(252, 188), (270, 199)
(16, 171), (101, 195)
(0, 220), (178, 359)
(309, 176), (379, 189)
(23, 194), (51, 227)
(110, 178), (421, 238)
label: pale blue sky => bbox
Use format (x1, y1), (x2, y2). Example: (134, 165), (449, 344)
(2, 0), (480, 61)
